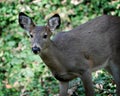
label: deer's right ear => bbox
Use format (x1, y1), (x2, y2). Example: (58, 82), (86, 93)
(19, 12), (35, 32)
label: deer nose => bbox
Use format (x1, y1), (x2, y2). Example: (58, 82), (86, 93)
(32, 47), (40, 54)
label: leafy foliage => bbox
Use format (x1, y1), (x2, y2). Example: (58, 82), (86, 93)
(0, 0), (120, 96)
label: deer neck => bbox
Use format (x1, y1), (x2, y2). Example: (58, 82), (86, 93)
(40, 40), (65, 72)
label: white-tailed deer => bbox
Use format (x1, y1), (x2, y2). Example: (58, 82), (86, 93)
(18, 12), (120, 96)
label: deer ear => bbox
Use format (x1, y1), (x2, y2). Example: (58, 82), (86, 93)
(19, 12), (35, 32)
(47, 14), (61, 31)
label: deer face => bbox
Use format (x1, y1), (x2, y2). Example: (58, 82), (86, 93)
(19, 12), (61, 54)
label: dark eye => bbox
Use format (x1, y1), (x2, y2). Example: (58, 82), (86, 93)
(30, 34), (33, 38)
(43, 33), (47, 39)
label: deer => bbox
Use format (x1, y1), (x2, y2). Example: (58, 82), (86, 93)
(18, 12), (120, 96)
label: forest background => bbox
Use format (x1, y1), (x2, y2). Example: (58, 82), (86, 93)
(0, 0), (120, 96)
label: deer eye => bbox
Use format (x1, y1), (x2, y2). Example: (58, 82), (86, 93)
(43, 33), (48, 39)
(30, 34), (33, 38)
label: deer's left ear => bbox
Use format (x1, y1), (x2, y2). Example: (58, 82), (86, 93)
(47, 14), (61, 31)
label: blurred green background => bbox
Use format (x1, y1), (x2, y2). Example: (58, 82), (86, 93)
(0, 0), (120, 96)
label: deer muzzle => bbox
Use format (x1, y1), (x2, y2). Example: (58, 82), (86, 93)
(32, 46), (40, 54)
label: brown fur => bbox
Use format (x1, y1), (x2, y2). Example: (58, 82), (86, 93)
(19, 13), (120, 96)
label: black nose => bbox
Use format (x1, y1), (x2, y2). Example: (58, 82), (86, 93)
(32, 47), (40, 54)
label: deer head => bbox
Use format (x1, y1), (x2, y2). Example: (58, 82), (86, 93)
(19, 12), (61, 54)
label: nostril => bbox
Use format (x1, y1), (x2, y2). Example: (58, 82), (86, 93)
(32, 47), (40, 54)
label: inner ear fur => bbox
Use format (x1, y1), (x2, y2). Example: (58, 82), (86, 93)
(47, 14), (61, 31)
(19, 12), (35, 31)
